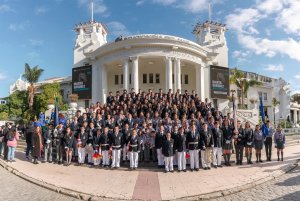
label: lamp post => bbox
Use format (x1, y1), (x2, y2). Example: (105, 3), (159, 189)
(230, 90), (236, 111)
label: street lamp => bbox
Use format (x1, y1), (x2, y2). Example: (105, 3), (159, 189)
(230, 89), (236, 110)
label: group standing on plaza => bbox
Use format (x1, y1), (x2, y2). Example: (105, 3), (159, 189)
(0, 89), (287, 173)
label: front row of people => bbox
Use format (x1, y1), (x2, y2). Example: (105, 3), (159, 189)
(30, 121), (286, 173)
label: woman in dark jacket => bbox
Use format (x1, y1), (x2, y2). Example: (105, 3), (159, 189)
(64, 127), (74, 166)
(32, 126), (43, 164)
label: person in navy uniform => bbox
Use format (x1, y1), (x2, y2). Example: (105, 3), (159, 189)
(54, 122), (65, 165)
(234, 120), (245, 165)
(274, 125), (286, 161)
(155, 124), (165, 168)
(122, 123), (131, 162)
(244, 122), (254, 164)
(212, 121), (223, 168)
(263, 120), (275, 161)
(110, 126), (123, 168)
(200, 122), (214, 170)
(254, 125), (264, 163)
(86, 122), (96, 164)
(175, 127), (187, 172)
(64, 127), (75, 166)
(93, 128), (101, 153)
(100, 127), (110, 167)
(162, 132), (175, 173)
(186, 124), (200, 171)
(222, 119), (233, 166)
(128, 129), (139, 170)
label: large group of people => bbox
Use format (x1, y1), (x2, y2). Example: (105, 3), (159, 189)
(0, 89), (287, 173)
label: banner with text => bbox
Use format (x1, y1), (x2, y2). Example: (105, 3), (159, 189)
(210, 65), (230, 99)
(72, 65), (92, 100)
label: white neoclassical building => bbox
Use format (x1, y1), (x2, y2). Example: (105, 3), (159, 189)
(73, 20), (228, 107)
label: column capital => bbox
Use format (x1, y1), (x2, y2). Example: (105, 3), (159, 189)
(174, 57), (181, 62)
(129, 56), (139, 61)
(164, 56), (173, 62)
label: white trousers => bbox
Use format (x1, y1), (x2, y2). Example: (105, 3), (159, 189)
(85, 144), (94, 163)
(129, 151), (139, 168)
(189, 149), (199, 169)
(102, 150), (110, 165)
(164, 156), (174, 171)
(112, 149), (121, 167)
(78, 147), (85, 164)
(123, 146), (128, 161)
(177, 151), (186, 170)
(156, 148), (164, 166)
(213, 147), (223, 166)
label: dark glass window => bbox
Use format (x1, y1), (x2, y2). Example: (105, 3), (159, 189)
(121, 74), (123, 85)
(143, 74), (147, 84)
(156, 74), (160, 84)
(115, 75), (119, 85)
(184, 74), (188, 84)
(149, 73), (153, 84)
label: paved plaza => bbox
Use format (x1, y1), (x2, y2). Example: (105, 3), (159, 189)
(1, 136), (299, 201)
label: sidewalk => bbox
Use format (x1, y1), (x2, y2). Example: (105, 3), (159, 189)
(1, 138), (300, 201)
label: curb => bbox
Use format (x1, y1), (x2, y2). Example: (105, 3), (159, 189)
(0, 158), (299, 201)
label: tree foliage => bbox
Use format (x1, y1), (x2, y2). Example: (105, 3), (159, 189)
(230, 68), (262, 109)
(291, 93), (300, 104)
(22, 63), (44, 109)
(34, 83), (68, 114)
(7, 90), (28, 121)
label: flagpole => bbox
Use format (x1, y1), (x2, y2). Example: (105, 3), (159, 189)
(91, 0), (94, 22)
(231, 90), (238, 134)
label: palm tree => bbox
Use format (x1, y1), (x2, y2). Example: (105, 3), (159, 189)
(272, 97), (280, 126)
(22, 63), (44, 110)
(230, 68), (262, 109)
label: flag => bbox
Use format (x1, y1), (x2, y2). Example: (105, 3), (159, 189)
(260, 96), (268, 137)
(54, 97), (59, 127)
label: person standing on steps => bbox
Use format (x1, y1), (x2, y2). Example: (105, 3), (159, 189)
(128, 129), (139, 170)
(263, 120), (275, 161)
(186, 123), (200, 171)
(234, 120), (245, 165)
(162, 132), (175, 173)
(6, 127), (19, 162)
(254, 125), (264, 163)
(64, 127), (75, 166)
(32, 126), (43, 164)
(222, 119), (234, 166)
(244, 122), (254, 164)
(274, 125), (286, 161)
(212, 121), (223, 168)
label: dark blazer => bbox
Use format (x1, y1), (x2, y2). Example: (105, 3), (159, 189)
(162, 138), (175, 157)
(128, 135), (139, 152)
(174, 133), (186, 152)
(186, 130), (200, 150)
(64, 134), (75, 148)
(155, 132), (164, 149)
(212, 128), (223, 148)
(199, 130), (214, 150)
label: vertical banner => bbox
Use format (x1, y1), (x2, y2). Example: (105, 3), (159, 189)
(210, 65), (230, 99)
(72, 65), (92, 99)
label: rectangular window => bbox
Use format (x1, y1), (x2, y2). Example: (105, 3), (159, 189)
(115, 75), (119, 85)
(258, 91), (262, 98)
(264, 92), (267, 100)
(156, 74), (160, 84)
(181, 74), (182, 84)
(184, 74), (189, 84)
(143, 74), (147, 84)
(149, 73), (153, 84)
(85, 100), (89, 108)
(121, 74), (123, 85)
(172, 74), (174, 84)
(129, 74), (131, 84)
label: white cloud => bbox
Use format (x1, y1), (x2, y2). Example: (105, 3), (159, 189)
(78, 0), (108, 16)
(35, 7), (47, 15)
(136, 0), (146, 6)
(0, 73), (6, 80)
(8, 21), (30, 31)
(153, 0), (176, 6)
(264, 64), (284, 72)
(256, 0), (284, 14)
(232, 50), (251, 63)
(0, 4), (14, 13)
(107, 21), (131, 37)
(275, 1), (300, 35)
(29, 39), (44, 46)
(294, 74), (300, 79)
(226, 8), (263, 34)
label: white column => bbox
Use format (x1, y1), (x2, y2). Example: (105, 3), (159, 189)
(196, 64), (200, 96)
(174, 58), (181, 93)
(99, 64), (107, 104)
(165, 57), (173, 93)
(123, 59), (129, 91)
(92, 65), (98, 104)
(200, 65), (205, 100)
(294, 109), (298, 124)
(131, 57), (139, 93)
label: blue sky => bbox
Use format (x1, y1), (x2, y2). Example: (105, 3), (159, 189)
(0, 0), (300, 97)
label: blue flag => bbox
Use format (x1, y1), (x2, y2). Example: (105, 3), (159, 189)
(54, 97), (59, 127)
(260, 96), (268, 137)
